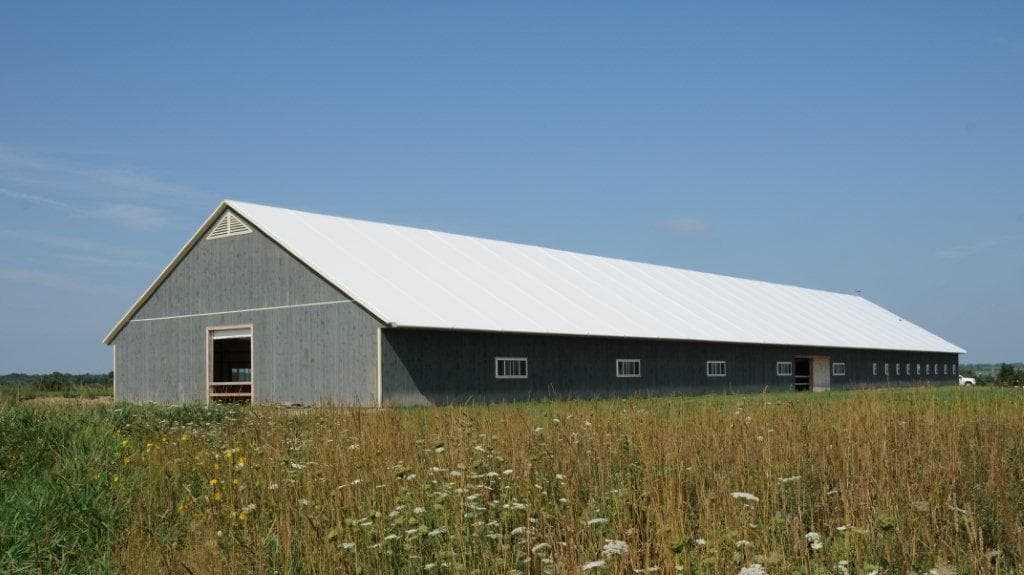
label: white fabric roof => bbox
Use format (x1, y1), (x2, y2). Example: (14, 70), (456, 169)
(213, 201), (962, 354)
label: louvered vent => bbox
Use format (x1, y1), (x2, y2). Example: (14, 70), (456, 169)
(207, 211), (253, 240)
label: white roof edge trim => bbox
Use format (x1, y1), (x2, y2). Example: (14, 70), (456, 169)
(102, 201), (391, 345)
(103, 201), (231, 344)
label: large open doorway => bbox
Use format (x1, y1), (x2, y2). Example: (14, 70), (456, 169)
(207, 326), (253, 404)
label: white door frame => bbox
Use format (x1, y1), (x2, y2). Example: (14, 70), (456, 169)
(205, 324), (254, 404)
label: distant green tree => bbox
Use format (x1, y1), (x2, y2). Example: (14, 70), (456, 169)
(997, 364), (1019, 386)
(39, 372), (70, 391)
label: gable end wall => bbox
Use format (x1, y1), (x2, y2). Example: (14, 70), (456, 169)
(113, 217), (381, 405)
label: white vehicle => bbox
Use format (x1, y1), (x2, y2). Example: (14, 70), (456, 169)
(958, 375), (976, 386)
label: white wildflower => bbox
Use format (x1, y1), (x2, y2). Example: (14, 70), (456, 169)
(289, 462), (306, 470)
(556, 474), (566, 480)
(268, 482), (279, 490)
(587, 517), (609, 526)
(633, 568), (660, 573)
(779, 475), (801, 484)
(731, 492), (760, 503)
(428, 526), (448, 537)
(511, 526), (526, 536)
(503, 469), (514, 475)
(735, 539), (753, 548)
(694, 538), (707, 546)
(805, 531), (823, 550)
(298, 498), (311, 506)
(738, 564), (768, 575)
(601, 539), (628, 557)
(582, 560), (607, 571)
(341, 542), (355, 550)
(531, 542), (552, 555)
(413, 506), (426, 515)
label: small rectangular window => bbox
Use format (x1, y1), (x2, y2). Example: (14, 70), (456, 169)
(943, 364), (948, 375)
(926, 364), (931, 375)
(884, 363), (890, 376)
(616, 359), (641, 378)
(896, 363), (901, 376)
(873, 362), (878, 376)
(706, 360), (727, 377)
(495, 357), (528, 379)
(934, 363), (939, 375)
(917, 364), (922, 375)
(832, 362), (846, 376)
(906, 363), (910, 376)
(776, 361), (793, 376)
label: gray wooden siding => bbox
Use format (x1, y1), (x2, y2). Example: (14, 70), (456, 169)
(381, 328), (959, 405)
(113, 217), (382, 405)
(134, 222), (343, 320)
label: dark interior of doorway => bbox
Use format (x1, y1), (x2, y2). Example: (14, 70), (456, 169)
(211, 338), (252, 404)
(793, 358), (811, 391)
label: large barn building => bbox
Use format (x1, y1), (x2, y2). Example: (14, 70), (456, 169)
(104, 201), (964, 405)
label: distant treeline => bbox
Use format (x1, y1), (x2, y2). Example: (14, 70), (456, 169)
(961, 363), (1024, 386)
(0, 372), (113, 390)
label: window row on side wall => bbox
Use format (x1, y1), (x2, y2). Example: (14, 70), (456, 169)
(872, 362), (955, 377)
(494, 358), (857, 380)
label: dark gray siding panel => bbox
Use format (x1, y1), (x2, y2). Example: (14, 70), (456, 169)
(134, 222), (342, 320)
(113, 216), (382, 405)
(116, 304), (380, 405)
(381, 328), (959, 405)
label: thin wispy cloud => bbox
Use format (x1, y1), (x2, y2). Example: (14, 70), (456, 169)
(657, 217), (710, 235)
(0, 267), (121, 295)
(0, 143), (215, 231)
(0, 229), (156, 269)
(934, 235), (1022, 262)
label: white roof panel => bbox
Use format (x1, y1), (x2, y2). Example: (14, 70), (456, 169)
(219, 201), (962, 354)
(102, 200), (963, 354)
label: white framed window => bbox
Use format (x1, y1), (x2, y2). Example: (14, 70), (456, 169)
(616, 359), (641, 378)
(832, 362), (846, 376)
(926, 364), (931, 375)
(873, 362), (878, 376)
(934, 363), (939, 375)
(943, 364), (948, 375)
(495, 357), (528, 379)
(906, 363), (911, 376)
(706, 360), (727, 377)
(776, 361), (793, 376)
(917, 364), (922, 375)
(896, 363), (901, 376)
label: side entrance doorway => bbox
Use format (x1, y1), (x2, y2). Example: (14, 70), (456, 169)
(793, 356), (831, 392)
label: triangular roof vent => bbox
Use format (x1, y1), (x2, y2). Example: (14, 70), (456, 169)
(206, 211), (252, 240)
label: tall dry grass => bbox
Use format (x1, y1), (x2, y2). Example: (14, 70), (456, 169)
(111, 387), (1024, 574)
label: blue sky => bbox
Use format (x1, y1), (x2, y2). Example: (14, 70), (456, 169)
(1, 2), (1021, 372)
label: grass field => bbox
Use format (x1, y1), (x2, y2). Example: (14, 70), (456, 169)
(2, 386), (1023, 575)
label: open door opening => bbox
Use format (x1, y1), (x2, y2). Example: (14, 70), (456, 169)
(793, 358), (811, 391)
(208, 326), (252, 404)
